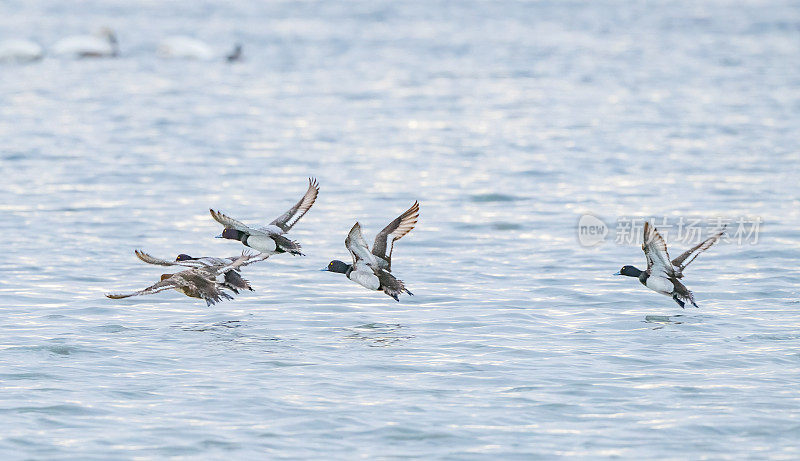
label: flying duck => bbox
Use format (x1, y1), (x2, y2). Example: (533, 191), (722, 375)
(615, 222), (726, 308)
(106, 252), (254, 306)
(134, 250), (268, 294)
(52, 28), (118, 58)
(322, 202), (419, 301)
(210, 177), (319, 256)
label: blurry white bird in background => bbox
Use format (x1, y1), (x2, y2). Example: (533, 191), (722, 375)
(157, 36), (214, 60)
(158, 36), (242, 62)
(0, 39), (44, 63)
(52, 28), (118, 58)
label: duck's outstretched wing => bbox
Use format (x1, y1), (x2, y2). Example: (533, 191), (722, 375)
(106, 278), (179, 299)
(268, 177), (319, 233)
(210, 209), (263, 234)
(372, 201), (419, 271)
(345, 222), (378, 268)
(671, 225), (727, 277)
(135, 250), (236, 269)
(238, 252), (271, 266)
(217, 251), (256, 273)
(643, 222), (673, 276)
(134, 250), (177, 267)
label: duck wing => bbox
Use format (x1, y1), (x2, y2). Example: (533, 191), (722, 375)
(189, 254), (267, 269)
(106, 277), (181, 299)
(197, 251), (257, 278)
(345, 222), (378, 268)
(671, 225), (726, 277)
(267, 177), (319, 233)
(371, 201), (419, 271)
(134, 250), (178, 267)
(209, 209), (267, 235)
(218, 251), (256, 273)
(135, 250), (229, 269)
(642, 221), (674, 277)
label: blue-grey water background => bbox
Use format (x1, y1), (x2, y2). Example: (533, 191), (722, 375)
(1, 0), (799, 459)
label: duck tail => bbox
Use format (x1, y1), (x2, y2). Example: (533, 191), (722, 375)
(685, 290), (698, 308)
(379, 273), (410, 302)
(273, 234), (304, 256)
(224, 270), (253, 292)
(672, 294), (685, 309)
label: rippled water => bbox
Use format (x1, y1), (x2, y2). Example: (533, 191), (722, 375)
(1, 0), (799, 458)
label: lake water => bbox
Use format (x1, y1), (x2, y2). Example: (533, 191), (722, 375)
(1, 0), (799, 459)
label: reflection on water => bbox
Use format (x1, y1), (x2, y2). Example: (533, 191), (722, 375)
(343, 323), (414, 347)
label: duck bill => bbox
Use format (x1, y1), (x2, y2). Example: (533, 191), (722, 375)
(613, 271), (621, 276)
(319, 267), (329, 271)
(215, 233), (223, 238)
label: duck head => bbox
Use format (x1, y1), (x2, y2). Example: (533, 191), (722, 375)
(226, 43), (242, 62)
(321, 260), (350, 273)
(216, 228), (246, 241)
(614, 265), (643, 277)
(160, 273), (173, 281)
(99, 27), (119, 56)
(175, 254), (196, 261)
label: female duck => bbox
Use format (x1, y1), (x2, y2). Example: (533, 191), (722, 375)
(107, 252), (254, 306)
(211, 178), (319, 256)
(133, 250), (268, 294)
(615, 222), (725, 308)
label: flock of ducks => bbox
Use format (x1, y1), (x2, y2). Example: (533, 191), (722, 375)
(0, 29), (241, 62)
(106, 178), (420, 305)
(106, 177), (726, 309)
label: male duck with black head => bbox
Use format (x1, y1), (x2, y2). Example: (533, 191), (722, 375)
(322, 202), (419, 301)
(615, 221), (726, 308)
(210, 178), (319, 257)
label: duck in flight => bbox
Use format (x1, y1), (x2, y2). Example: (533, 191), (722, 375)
(210, 178), (319, 256)
(615, 222), (726, 308)
(322, 201), (419, 301)
(106, 252), (255, 306)
(133, 250), (268, 294)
